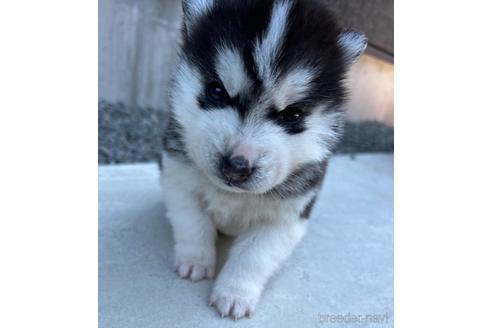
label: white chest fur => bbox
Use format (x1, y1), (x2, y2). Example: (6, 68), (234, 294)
(197, 183), (307, 236)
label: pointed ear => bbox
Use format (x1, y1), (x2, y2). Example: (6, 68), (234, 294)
(337, 31), (368, 66)
(182, 0), (214, 31)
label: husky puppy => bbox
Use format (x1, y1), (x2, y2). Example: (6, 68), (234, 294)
(161, 0), (366, 319)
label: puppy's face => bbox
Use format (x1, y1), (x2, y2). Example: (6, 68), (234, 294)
(168, 0), (366, 194)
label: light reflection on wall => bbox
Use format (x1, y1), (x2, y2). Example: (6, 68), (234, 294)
(346, 54), (394, 126)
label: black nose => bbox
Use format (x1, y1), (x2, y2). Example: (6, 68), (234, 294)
(221, 156), (253, 184)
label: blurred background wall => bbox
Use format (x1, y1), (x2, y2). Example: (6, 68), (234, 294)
(99, 0), (182, 111)
(99, 0), (394, 164)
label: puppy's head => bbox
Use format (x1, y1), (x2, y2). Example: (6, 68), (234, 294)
(168, 0), (366, 194)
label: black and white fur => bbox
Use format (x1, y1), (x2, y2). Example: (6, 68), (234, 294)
(161, 0), (366, 320)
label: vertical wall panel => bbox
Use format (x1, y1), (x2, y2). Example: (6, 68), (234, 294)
(98, 0), (182, 111)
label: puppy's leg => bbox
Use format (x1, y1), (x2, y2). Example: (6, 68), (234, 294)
(210, 219), (307, 319)
(162, 157), (216, 281)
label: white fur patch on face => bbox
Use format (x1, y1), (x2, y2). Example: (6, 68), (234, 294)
(170, 62), (203, 119)
(215, 47), (251, 97)
(289, 107), (343, 166)
(171, 61), (243, 190)
(253, 0), (292, 87)
(273, 68), (315, 110)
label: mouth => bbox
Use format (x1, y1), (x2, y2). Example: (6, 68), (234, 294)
(223, 166), (257, 187)
(225, 177), (237, 187)
(223, 176), (249, 189)
(203, 168), (256, 194)
(216, 172), (250, 192)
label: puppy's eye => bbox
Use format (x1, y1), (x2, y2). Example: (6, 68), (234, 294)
(205, 81), (229, 104)
(280, 106), (303, 123)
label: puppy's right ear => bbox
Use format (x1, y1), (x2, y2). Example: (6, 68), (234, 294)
(182, 0), (214, 32)
(337, 31), (368, 67)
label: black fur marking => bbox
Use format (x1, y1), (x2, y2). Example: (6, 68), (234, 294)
(276, 0), (349, 108)
(162, 114), (189, 161)
(180, 0), (353, 130)
(182, 0), (272, 83)
(266, 158), (328, 199)
(300, 195), (317, 219)
(184, 0), (273, 119)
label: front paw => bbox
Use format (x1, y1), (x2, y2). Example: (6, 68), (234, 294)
(174, 244), (215, 282)
(174, 261), (215, 281)
(209, 288), (258, 320)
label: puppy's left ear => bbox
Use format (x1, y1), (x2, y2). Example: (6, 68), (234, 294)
(337, 31), (368, 66)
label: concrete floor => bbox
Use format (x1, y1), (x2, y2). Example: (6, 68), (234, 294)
(99, 154), (393, 327)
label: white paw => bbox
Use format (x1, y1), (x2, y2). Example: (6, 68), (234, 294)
(209, 289), (258, 320)
(174, 261), (215, 281)
(173, 243), (215, 282)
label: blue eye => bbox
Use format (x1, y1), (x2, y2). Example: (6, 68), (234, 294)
(206, 81), (229, 104)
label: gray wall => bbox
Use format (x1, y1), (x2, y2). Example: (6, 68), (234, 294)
(326, 0), (393, 61)
(99, 0), (182, 111)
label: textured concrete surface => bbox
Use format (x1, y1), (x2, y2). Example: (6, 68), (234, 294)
(99, 154), (393, 327)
